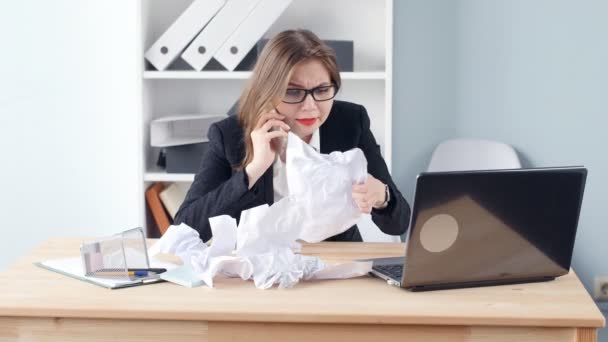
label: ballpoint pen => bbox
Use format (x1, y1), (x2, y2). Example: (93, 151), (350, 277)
(92, 270), (151, 277)
(93, 268), (166, 273)
(91, 268), (167, 277)
(123, 268), (167, 273)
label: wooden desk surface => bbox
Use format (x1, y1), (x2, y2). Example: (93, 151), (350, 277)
(0, 238), (604, 329)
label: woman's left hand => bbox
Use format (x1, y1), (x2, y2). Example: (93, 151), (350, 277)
(352, 174), (387, 214)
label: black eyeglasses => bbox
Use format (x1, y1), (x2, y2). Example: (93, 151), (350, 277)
(281, 84), (338, 104)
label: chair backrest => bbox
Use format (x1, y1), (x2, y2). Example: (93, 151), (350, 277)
(427, 138), (521, 172)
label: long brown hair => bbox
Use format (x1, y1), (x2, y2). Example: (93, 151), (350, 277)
(236, 29), (341, 169)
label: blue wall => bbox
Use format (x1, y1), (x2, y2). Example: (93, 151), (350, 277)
(456, 0), (608, 298)
(392, 0), (459, 204)
(393, 0), (608, 338)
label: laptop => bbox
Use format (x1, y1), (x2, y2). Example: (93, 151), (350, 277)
(370, 166), (587, 291)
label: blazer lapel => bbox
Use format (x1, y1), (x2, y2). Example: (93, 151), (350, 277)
(320, 122), (332, 154)
(262, 167), (274, 205)
(320, 105), (343, 154)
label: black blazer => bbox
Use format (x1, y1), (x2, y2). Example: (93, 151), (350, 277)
(174, 100), (411, 242)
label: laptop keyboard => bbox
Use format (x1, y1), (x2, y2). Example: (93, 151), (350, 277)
(373, 264), (404, 280)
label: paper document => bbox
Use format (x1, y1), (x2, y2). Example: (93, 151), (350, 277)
(36, 255), (180, 289)
(36, 258), (156, 289)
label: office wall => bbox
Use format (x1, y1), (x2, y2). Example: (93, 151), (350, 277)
(392, 0), (459, 205)
(455, 0), (608, 337)
(394, 0), (608, 339)
(457, 0), (608, 304)
(0, 1), (141, 270)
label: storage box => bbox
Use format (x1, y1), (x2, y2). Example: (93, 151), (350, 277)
(165, 142), (209, 174)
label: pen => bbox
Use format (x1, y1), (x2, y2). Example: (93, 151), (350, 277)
(126, 268), (167, 273)
(94, 268), (167, 274)
(91, 268), (167, 277)
(93, 270), (151, 277)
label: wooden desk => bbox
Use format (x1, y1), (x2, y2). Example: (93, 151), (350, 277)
(0, 239), (604, 341)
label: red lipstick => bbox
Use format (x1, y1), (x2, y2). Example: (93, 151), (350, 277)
(296, 118), (318, 126)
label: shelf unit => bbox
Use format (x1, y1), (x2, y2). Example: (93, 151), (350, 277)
(140, 0), (394, 240)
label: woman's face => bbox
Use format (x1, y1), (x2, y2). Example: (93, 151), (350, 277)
(275, 58), (335, 141)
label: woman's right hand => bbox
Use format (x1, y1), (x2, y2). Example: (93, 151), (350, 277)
(245, 109), (290, 188)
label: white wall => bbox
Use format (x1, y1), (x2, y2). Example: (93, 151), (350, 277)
(0, 1), (142, 270)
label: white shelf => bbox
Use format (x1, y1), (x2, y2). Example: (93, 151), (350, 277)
(144, 167), (194, 182)
(143, 71), (387, 80)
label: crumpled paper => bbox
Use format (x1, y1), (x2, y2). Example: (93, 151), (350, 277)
(150, 223), (372, 289)
(148, 133), (372, 289)
(285, 132), (367, 242)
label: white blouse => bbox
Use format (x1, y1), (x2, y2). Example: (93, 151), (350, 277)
(272, 130), (320, 202)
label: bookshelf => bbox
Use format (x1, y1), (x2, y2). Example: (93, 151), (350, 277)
(140, 0), (394, 240)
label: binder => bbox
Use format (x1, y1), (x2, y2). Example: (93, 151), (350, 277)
(214, 0), (292, 71)
(145, 183), (171, 235)
(144, 0), (226, 71)
(181, 0), (262, 71)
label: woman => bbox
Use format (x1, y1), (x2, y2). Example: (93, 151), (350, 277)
(174, 29), (410, 242)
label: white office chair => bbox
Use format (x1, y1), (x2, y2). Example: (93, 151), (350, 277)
(427, 138), (521, 172)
